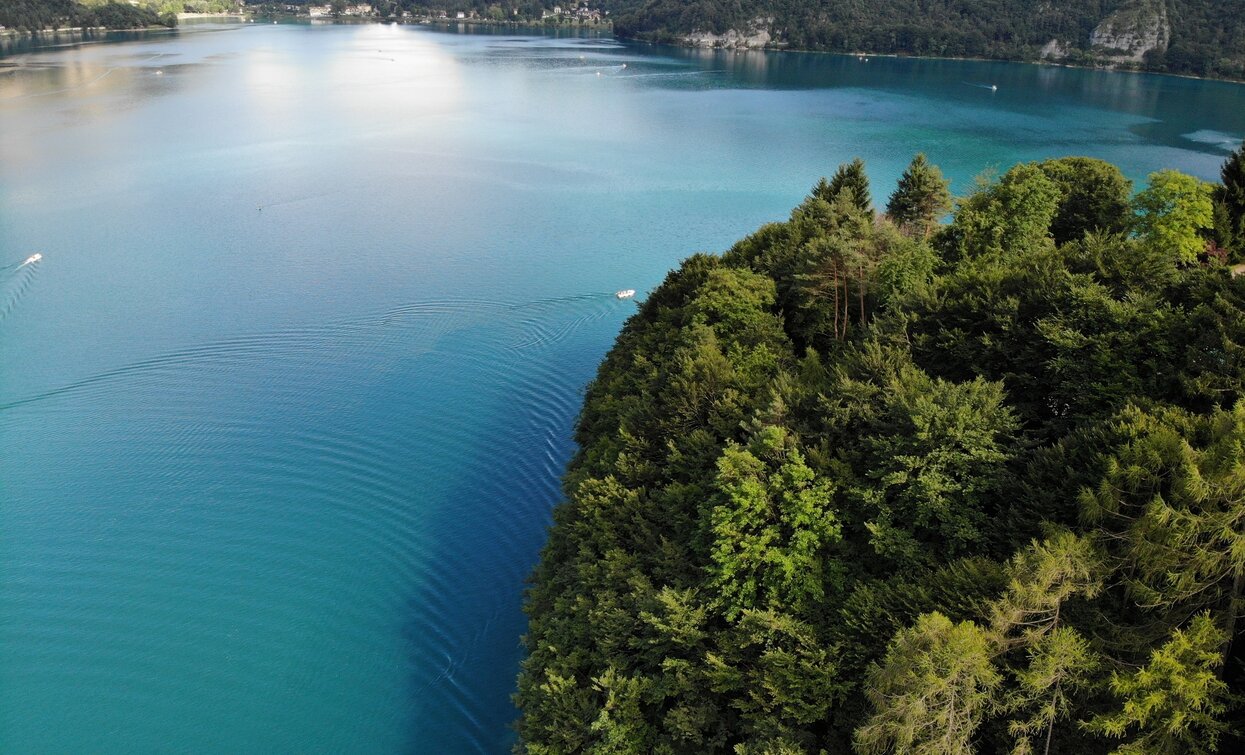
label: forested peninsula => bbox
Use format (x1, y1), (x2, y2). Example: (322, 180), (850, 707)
(517, 146), (1245, 753)
(605, 0), (1245, 81)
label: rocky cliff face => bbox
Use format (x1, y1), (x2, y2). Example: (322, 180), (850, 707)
(1039, 38), (1071, 60)
(1090, 0), (1170, 63)
(683, 17), (774, 49)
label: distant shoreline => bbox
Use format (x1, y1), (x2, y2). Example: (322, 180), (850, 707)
(3, 15), (1241, 85)
(0, 24), (172, 39)
(618, 34), (1245, 85)
(176, 13), (247, 21)
(796, 47), (1245, 86)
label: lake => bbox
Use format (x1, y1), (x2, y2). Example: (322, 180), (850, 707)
(2, 20), (1243, 753)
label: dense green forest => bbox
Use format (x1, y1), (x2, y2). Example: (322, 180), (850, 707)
(602, 0), (1245, 80)
(516, 143), (1245, 752)
(0, 0), (174, 32)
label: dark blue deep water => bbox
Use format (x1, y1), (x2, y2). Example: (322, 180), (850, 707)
(2, 20), (1244, 753)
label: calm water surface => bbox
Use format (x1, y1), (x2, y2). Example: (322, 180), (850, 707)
(2, 21), (1243, 753)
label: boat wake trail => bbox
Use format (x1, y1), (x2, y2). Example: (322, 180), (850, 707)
(2, 287), (634, 752)
(0, 291), (626, 412)
(0, 253), (41, 323)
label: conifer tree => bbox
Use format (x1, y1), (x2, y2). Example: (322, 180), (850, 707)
(989, 531), (1104, 647)
(1218, 141), (1245, 256)
(855, 612), (1000, 755)
(991, 532), (1105, 755)
(822, 158), (873, 214)
(886, 153), (952, 238)
(1085, 613), (1230, 754)
(1081, 403), (1245, 648)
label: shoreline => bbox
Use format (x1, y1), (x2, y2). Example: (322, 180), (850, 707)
(1, 24), (173, 38)
(623, 33), (1245, 85)
(4, 15), (1241, 85)
(820, 47), (1245, 86)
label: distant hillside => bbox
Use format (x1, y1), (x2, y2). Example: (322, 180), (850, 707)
(603, 0), (1245, 80)
(0, 0), (174, 32)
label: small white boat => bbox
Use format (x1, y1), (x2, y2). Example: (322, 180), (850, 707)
(991, 84), (998, 91)
(22, 253), (42, 265)
(615, 289), (636, 299)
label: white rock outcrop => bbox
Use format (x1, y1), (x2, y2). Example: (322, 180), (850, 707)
(1040, 38), (1069, 60)
(1090, 0), (1170, 63)
(684, 17), (773, 49)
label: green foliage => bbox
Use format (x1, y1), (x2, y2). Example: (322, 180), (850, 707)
(855, 612), (1001, 755)
(1133, 170), (1216, 265)
(1080, 402), (1245, 623)
(0, 0), (172, 31)
(821, 158), (872, 214)
(941, 164), (1060, 264)
(517, 151), (1245, 752)
(872, 224), (938, 304)
(849, 364), (1016, 569)
(989, 531), (1104, 646)
(1003, 626), (1100, 755)
(709, 427), (842, 620)
(1037, 157), (1133, 246)
(1217, 141), (1245, 258)
(886, 153), (952, 238)
(1085, 613), (1231, 754)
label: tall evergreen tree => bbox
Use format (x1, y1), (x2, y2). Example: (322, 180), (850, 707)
(821, 158), (873, 214)
(1005, 627), (1100, 755)
(1081, 403), (1245, 666)
(1218, 141), (1245, 256)
(991, 533), (1105, 755)
(886, 153), (952, 238)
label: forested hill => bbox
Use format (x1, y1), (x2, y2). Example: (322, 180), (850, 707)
(517, 146), (1245, 752)
(0, 1), (173, 32)
(603, 0), (1245, 80)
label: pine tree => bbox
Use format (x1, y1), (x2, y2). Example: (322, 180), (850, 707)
(886, 153), (952, 238)
(822, 158), (873, 214)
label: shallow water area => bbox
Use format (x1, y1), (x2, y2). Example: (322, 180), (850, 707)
(2, 20), (1244, 753)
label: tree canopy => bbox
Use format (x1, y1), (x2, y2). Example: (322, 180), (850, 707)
(517, 152), (1245, 753)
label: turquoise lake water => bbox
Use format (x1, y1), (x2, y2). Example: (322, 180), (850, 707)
(2, 20), (1244, 753)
